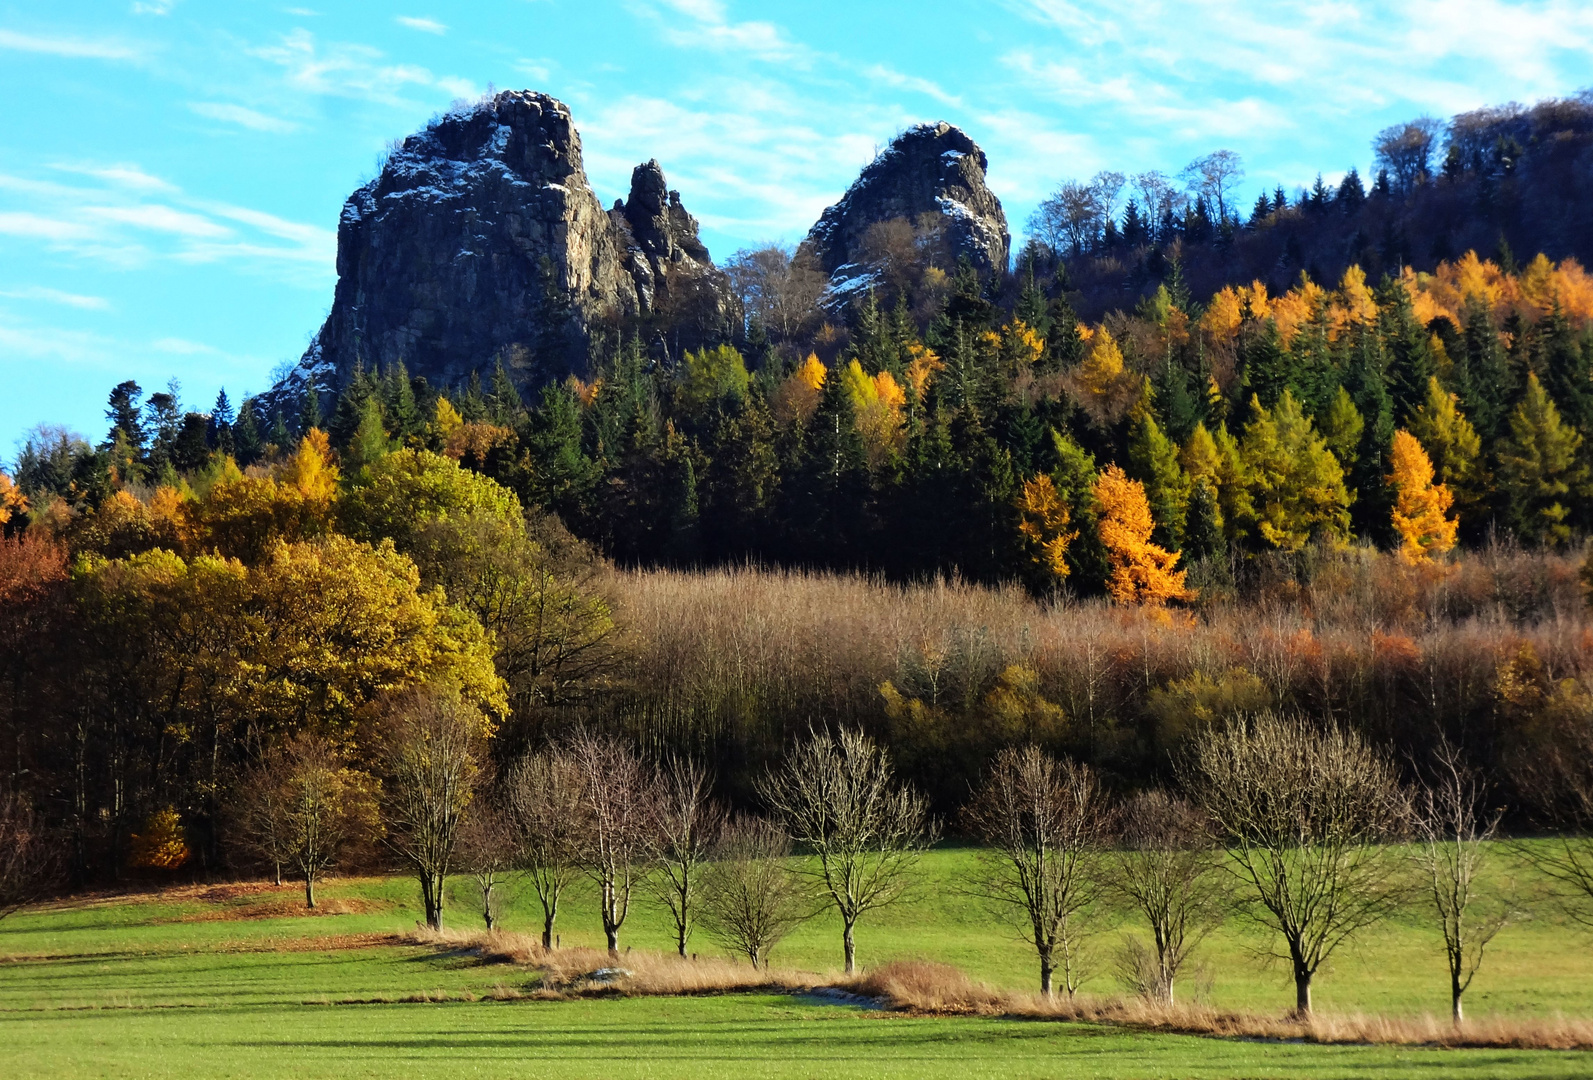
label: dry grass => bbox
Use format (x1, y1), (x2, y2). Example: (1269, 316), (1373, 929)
(408, 927), (823, 996)
(402, 934), (1593, 1050)
(843, 959), (1593, 1050)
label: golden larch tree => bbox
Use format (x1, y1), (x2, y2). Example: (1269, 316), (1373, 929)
(1015, 473), (1077, 584)
(1387, 429), (1458, 562)
(1093, 465), (1190, 605)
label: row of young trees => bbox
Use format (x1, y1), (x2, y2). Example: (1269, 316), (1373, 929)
(198, 712), (1559, 1026)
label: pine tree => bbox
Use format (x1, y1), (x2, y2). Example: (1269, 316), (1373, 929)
(346, 397), (393, 474)
(1241, 319), (1295, 408)
(383, 362), (422, 440)
(1127, 408), (1189, 550)
(1496, 373), (1586, 545)
(300, 382), (322, 437)
(1458, 297), (1513, 441)
(1183, 476), (1226, 562)
(331, 361), (378, 446)
(1387, 430), (1457, 562)
(104, 380), (146, 452)
(1093, 465), (1189, 605)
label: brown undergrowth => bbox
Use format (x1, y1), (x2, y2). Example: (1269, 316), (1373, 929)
(408, 935), (1593, 1051)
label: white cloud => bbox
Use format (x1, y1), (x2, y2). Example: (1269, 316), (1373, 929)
(0, 163), (335, 282)
(647, 1), (808, 64)
(395, 15), (447, 35)
(189, 102), (300, 133)
(249, 28), (465, 107)
(0, 286), (110, 310)
(131, 0), (178, 14)
(863, 65), (962, 109)
(0, 28), (139, 60)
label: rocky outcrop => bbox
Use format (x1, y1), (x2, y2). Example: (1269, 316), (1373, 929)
(609, 159), (722, 314)
(802, 122), (1010, 291)
(288, 90), (720, 400)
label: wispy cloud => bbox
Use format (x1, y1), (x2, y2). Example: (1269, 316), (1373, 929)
(0, 286), (110, 310)
(189, 101), (300, 133)
(0, 165), (335, 281)
(0, 28), (140, 60)
(395, 15), (447, 34)
(649, 0), (808, 64)
(131, 0), (178, 14)
(249, 28), (465, 107)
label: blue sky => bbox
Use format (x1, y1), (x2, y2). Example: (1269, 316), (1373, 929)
(3, 0), (1592, 452)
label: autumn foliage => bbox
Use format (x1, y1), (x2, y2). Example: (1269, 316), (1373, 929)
(1093, 466), (1189, 605)
(1387, 430), (1458, 562)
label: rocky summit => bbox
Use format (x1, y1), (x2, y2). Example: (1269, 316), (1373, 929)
(293, 90), (719, 398)
(800, 122), (1010, 292)
(279, 97), (1007, 407)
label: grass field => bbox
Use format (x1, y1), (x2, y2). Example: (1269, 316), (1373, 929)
(2, 845), (1591, 1078)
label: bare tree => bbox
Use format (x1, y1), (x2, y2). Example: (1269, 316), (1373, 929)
(651, 754), (724, 957)
(1028, 172), (1126, 257)
(964, 746), (1105, 996)
(566, 732), (658, 957)
(723, 244), (827, 343)
(457, 800), (518, 931)
(505, 747), (585, 948)
(1374, 118), (1443, 192)
(760, 728), (935, 974)
(379, 682), (484, 931)
(265, 733), (377, 909)
(699, 814), (810, 968)
(235, 759), (290, 887)
(1108, 789), (1222, 1005)
(1133, 171), (1185, 243)
(0, 792), (56, 920)
(1182, 712), (1406, 1016)
(1180, 151), (1245, 224)
(1413, 741), (1510, 1025)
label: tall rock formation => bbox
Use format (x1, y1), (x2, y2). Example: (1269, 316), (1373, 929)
(287, 90), (719, 403)
(802, 123), (1010, 291)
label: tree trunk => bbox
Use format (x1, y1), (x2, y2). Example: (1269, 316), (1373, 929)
(542, 908), (556, 950)
(677, 922), (688, 958)
(304, 872), (315, 909)
(843, 918), (856, 974)
(1294, 969), (1312, 1016)
(273, 860), (282, 888)
(605, 925), (619, 957)
(1039, 948), (1054, 997)
(421, 872), (443, 931)
(1452, 972), (1464, 1026)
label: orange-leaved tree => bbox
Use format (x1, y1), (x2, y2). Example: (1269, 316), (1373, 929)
(1387, 429), (1457, 562)
(1015, 473), (1078, 585)
(1093, 465), (1190, 605)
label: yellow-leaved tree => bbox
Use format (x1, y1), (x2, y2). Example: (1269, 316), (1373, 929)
(841, 360), (906, 469)
(1093, 464), (1190, 605)
(1387, 430), (1458, 562)
(1015, 473), (1077, 586)
(1067, 327), (1143, 428)
(772, 353), (827, 426)
(0, 471), (27, 526)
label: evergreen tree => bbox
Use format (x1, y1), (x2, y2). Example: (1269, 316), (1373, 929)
(300, 382), (323, 437)
(1343, 322), (1395, 541)
(1047, 428), (1109, 588)
(526, 381), (598, 522)
(1183, 476), (1226, 562)
(1378, 276), (1435, 425)
(1457, 297), (1512, 441)
(1127, 408), (1190, 550)
(1336, 167), (1365, 211)
(383, 362), (422, 441)
(104, 380), (146, 451)
(1241, 319), (1295, 407)
(488, 361), (527, 430)
(233, 400), (264, 465)
(173, 412), (211, 473)
(1153, 357), (1200, 443)
(1535, 304), (1593, 433)
(1496, 373), (1586, 545)
(331, 361), (378, 446)
(210, 390), (236, 458)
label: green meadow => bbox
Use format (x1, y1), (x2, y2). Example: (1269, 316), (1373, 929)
(2, 845), (1591, 1078)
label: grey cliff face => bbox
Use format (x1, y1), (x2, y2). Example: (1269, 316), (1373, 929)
(802, 122), (1010, 284)
(295, 90), (718, 398)
(609, 159), (720, 313)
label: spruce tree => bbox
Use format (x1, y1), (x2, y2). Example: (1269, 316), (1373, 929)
(1183, 476), (1226, 562)
(1378, 277), (1436, 426)
(383, 361), (422, 441)
(233, 400), (263, 465)
(211, 389), (236, 458)
(300, 382), (322, 437)
(104, 380), (146, 452)
(1319, 385), (1365, 469)
(1496, 373), (1586, 545)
